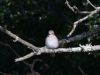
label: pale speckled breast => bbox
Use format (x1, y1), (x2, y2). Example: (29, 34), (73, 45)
(45, 35), (59, 49)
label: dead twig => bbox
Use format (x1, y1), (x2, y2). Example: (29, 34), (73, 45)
(87, 0), (96, 9)
(67, 7), (100, 37)
(78, 66), (87, 75)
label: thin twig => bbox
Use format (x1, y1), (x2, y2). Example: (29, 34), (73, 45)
(65, 0), (90, 14)
(78, 11), (91, 14)
(87, 0), (96, 9)
(29, 59), (41, 75)
(67, 7), (100, 37)
(65, 0), (100, 37)
(65, 0), (75, 12)
(78, 66), (87, 75)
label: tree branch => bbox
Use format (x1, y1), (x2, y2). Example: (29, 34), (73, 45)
(60, 27), (100, 44)
(65, 0), (100, 37)
(67, 7), (100, 37)
(65, 0), (75, 12)
(78, 66), (87, 75)
(65, 0), (91, 14)
(0, 25), (100, 62)
(15, 45), (100, 62)
(0, 26), (38, 51)
(87, 0), (96, 9)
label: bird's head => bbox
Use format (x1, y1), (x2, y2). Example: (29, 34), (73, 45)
(48, 30), (54, 35)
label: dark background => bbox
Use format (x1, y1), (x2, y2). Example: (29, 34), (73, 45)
(0, 0), (100, 75)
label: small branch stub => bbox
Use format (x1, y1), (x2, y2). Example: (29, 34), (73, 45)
(13, 36), (19, 42)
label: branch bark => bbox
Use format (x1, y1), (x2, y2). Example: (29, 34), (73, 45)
(67, 7), (100, 37)
(0, 0), (100, 64)
(15, 45), (100, 62)
(0, 25), (100, 62)
(60, 27), (100, 44)
(65, 0), (100, 37)
(0, 26), (38, 51)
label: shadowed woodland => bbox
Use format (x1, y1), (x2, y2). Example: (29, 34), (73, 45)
(0, 0), (100, 75)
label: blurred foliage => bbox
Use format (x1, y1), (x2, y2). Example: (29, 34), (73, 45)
(0, 0), (100, 75)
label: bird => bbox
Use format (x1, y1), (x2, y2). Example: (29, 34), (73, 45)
(45, 30), (59, 49)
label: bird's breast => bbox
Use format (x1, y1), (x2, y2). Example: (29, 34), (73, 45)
(45, 35), (59, 49)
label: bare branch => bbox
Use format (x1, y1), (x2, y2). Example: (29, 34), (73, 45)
(0, 26), (38, 51)
(60, 27), (100, 43)
(15, 45), (100, 62)
(78, 66), (87, 75)
(78, 11), (91, 14)
(67, 7), (100, 37)
(65, 0), (75, 12)
(87, 0), (96, 9)
(65, 0), (91, 14)
(0, 25), (100, 62)
(65, 0), (100, 37)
